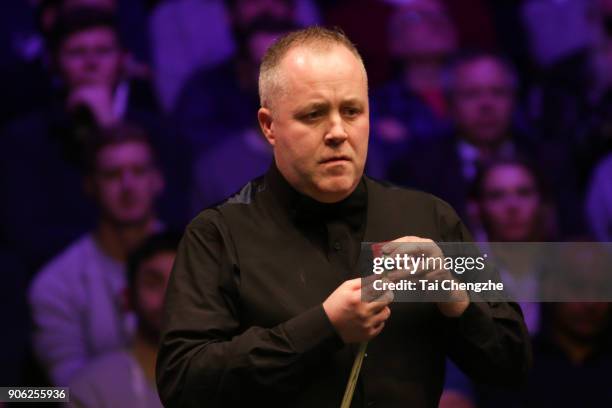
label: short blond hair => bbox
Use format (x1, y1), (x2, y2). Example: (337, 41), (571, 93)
(258, 26), (367, 109)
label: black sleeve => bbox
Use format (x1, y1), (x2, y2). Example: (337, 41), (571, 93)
(155, 210), (343, 407)
(434, 198), (532, 387)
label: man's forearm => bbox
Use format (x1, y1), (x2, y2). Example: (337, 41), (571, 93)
(157, 305), (343, 407)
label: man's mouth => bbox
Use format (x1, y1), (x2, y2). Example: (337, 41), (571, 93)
(319, 155), (351, 164)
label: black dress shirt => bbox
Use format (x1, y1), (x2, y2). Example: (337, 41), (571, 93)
(156, 164), (531, 407)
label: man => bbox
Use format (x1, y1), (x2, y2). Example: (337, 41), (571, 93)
(188, 17), (295, 211)
(157, 27), (530, 407)
(388, 51), (583, 236)
(517, 302), (612, 408)
(45, 6), (157, 128)
(0, 7), (188, 271)
(174, 16), (298, 153)
(29, 123), (164, 386)
(368, 0), (457, 178)
(69, 232), (180, 408)
(586, 153), (612, 242)
(387, 52), (535, 224)
(474, 158), (551, 244)
(440, 158), (551, 406)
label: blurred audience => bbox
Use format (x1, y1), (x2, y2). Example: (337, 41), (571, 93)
(69, 231), (179, 407)
(190, 126), (272, 212)
(1, 0), (152, 126)
(149, 0), (235, 112)
(0, 7), (189, 271)
(368, 0), (457, 177)
(478, 302), (612, 407)
(473, 157), (553, 243)
(186, 16), (294, 211)
(173, 14), (297, 154)
(28, 124), (164, 386)
(441, 157), (552, 407)
(151, 0), (319, 112)
(521, 0), (592, 69)
(585, 153), (612, 241)
(387, 52), (531, 224)
(46, 7), (158, 127)
(472, 157), (554, 335)
(532, 0), (612, 186)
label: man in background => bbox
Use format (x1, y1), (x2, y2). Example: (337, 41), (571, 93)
(29, 123), (164, 386)
(368, 0), (457, 177)
(69, 231), (180, 408)
(388, 52), (534, 225)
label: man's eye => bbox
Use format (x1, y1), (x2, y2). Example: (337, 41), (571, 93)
(303, 111), (322, 121)
(343, 107), (361, 117)
(102, 170), (121, 180)
(485, 191), (505, 201)
(66, 48), (86, 58)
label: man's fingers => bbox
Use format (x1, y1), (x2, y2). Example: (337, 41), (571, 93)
(346, 277), (363, 290)
(369, 306), (391, 328)
(364, 289), (394, 314)
(381, 237), (440, 258)
(369, 321), (385, 337)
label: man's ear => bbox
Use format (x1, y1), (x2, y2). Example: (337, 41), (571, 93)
(257, 107), (276, 147)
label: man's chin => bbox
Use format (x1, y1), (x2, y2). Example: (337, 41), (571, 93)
(315, 176), (358, 202)
(105, 211), (150, 227)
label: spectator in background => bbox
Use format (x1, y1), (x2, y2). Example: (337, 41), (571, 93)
(29, 124), (165, 386)
(521, 0), (592, 69)
(69, 231), (179, 408)
(0, 7), (188, 270)
(585, 153), (612, 241)
(1, 0), (152, 126)
(46, 7), (158, 127)
(473, 157), (552, 243)
(53, 0), (151, 72)
(440, 157), (551, 408)
(173, 16), (297, 154)
(533, 0), (612, 186)
(367, 0), (457, 178)
(479, 302), (612, 408)
(472, 157), (554, 333)
(388, 52), (531, 225)
(189, 17), (299, 212)
(151, 0), (319, 112)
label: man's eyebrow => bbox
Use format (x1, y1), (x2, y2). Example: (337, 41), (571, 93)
(341, 98), (364, 105)
(294, 101), (330, 113)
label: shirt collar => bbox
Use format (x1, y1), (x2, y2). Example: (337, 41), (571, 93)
(264, 162), (368, 230)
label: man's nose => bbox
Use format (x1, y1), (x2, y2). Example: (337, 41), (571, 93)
(84, 52), (100, 70)
(324, 113), (348, 145)
(504, 196), (522, 213)
(120, 171), (137, 188)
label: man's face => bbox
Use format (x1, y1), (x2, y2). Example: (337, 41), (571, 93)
(259, 45), (369, 203)
(479, 164), (541, 242)
(90, 141), (163, 225)
(452, 57), (515, 147)
(133, 251), (175, 339)
(57, 26), (122, 89)
(390, 0), (456, 59)
(553, 303), (610, 344)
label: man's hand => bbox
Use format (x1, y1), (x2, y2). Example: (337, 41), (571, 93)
(382, 236), (470, 317)
(323, 278), (393, 344)
(67, 84), (117, 126)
